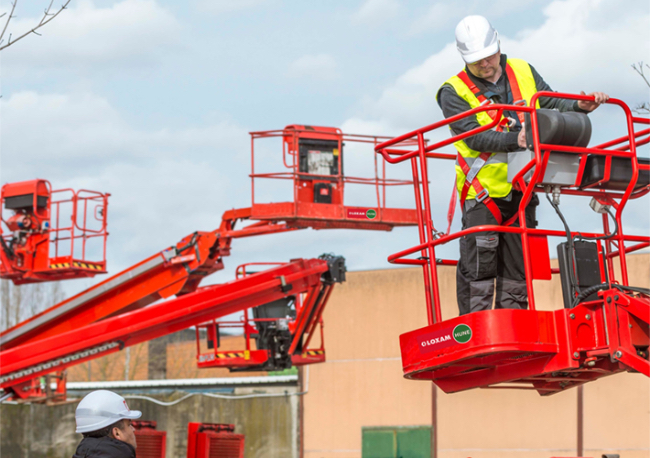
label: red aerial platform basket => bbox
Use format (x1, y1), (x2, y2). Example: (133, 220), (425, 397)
(195, 258), (340, 371)
(0, 179), (109, 284)
(247, 125), (418, 231)
(376, 92), (650, 395)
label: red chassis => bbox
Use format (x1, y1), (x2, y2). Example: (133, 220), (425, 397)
(376, 92), (650, 395)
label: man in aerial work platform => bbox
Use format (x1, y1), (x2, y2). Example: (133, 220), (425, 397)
(437, 15), (608, 315)
(72, 390), (141, 458)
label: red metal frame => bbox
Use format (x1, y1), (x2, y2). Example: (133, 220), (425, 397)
(249, 125), (419, 230)
(195, 261), (329, 370)
(186, 423), (244, 458)
(0, 179), (109, 284)
(0, 257), (334, 396)
(375, 93), (650, 395)
(133, 421), (167, 458)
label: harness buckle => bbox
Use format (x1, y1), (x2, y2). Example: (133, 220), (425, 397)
(475, 188), (489, 203)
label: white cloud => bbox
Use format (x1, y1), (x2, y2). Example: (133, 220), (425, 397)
(193, 0), (269, 15)
(351, 0), (650, 136)
(352, 0), (402, 26)
(288, 54), (339, 81)
(344, 0), (650, 249)
(2, 0), (182, 69)
(410, 2), (463, 35)
(408, 0), (540, 36)
(0, 90), (250, 271)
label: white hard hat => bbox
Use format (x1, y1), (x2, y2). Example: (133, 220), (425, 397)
(455, 15), (500, 64)
(75, 390), (142, 434)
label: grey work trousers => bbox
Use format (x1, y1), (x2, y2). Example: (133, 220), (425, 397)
(456, 190), (539, 315)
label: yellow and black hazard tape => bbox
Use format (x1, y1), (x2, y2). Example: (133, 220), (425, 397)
(302, 350), (324, 357)
(50, 261), (104, 270)
(49, 263), (71, 269)
(215, 352), (246, 359)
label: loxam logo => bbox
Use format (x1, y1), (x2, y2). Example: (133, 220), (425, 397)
(421, 334), (452, 347)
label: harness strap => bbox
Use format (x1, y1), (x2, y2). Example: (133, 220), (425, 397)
(455, 71), (501, 121)
(448, 63), (531, 227)
(457, 153), (503, 225)
(504, 63), (527, 125)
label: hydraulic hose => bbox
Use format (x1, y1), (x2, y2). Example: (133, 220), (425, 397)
(572, 282), (650, 308)
(546, 192), (579, 294)
(574, 207), (619, 242)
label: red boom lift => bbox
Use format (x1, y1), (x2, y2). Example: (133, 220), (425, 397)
(0, 125), (417, 401)
(0, 179), (109, 284)
(376, 93), (650, 395)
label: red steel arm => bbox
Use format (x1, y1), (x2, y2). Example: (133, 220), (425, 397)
(0, 258), (330, 390)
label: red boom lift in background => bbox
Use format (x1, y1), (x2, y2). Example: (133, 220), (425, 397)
(376, 93), (650, 396)
(0, 125), (418, 402)
(0, 179), (109, 284)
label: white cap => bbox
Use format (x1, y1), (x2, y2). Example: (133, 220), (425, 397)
(455, 15), (500, 64)
(75, 390), (142, 434)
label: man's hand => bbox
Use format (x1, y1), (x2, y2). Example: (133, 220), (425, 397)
(577, 91), (609, 112)
(518, 122), (527, 148)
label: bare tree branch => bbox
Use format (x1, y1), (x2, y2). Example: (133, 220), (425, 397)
(0, 0), (71, 52)
(0, 0), (18, 47)
(632, 61), (650, 115)
(632, 61), (650, 88)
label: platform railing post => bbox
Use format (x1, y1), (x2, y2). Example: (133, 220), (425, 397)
(602, 214), (616, 283)
(614, 101), (641, 286)
(373, 141), (381, 217)
(251, 135), (256, 207)
(417, 133), (442, 323)
(410, 156), (434, 325)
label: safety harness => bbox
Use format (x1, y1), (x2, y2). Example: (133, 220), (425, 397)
(454, 64), (527, 225)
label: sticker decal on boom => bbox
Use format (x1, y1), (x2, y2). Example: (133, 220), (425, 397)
(347, 208), (377, 220)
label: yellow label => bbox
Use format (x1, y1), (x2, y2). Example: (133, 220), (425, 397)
(333, 148), (339, 156)
(244, 350), (250, 360)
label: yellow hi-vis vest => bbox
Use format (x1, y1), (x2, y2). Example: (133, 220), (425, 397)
(439, 58), (539, 200)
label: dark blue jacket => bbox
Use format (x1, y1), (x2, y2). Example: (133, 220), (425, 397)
(72, 436), (135, 458)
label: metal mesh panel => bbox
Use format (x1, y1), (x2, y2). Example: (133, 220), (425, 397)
(135, 431), (166, 458)
(207, 434), (245, 458)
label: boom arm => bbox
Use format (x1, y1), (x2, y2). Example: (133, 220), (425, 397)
(0, 257), (342, 395)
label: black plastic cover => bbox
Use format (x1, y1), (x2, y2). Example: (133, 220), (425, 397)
(525, 109), (592, 151)
(319, 254), (346, 284)
(4, 194), (48, 210)
(557, 241), (601, 308)
(313, 183), (333, 204)
(580, 156), (650, 191)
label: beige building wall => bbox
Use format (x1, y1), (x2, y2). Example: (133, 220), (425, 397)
(304, 254), (650, 458)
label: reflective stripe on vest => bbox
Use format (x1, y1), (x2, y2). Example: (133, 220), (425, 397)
(439, 58), (538, 200)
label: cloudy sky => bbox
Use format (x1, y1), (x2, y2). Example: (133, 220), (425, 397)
(1, 0), (649, 298)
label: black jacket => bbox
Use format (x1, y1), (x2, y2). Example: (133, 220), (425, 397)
(72, 436), (135, 458)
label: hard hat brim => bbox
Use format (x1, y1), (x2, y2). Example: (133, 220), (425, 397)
(461, 41), (500, 64)
(124, 410), (142, 420)
(75, 410), (142, 433)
